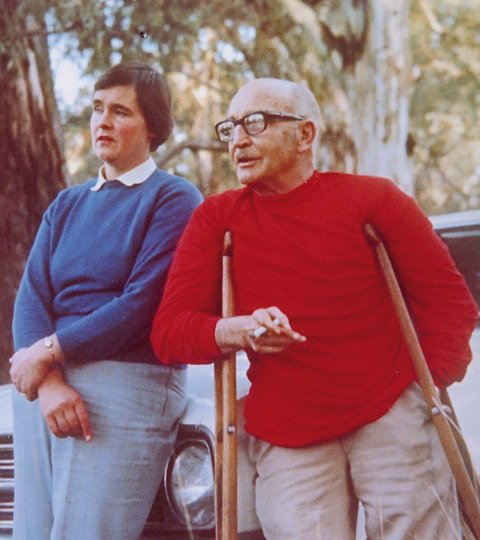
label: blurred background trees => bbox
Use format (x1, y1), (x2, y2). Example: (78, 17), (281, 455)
(410, 0), (480, 213)
(1, 0), (479, 380)
(1, 0), (66, 382)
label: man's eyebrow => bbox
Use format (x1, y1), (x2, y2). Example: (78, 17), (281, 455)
(224, 111), (258, 121)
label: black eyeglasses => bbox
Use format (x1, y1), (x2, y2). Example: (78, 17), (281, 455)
(215, 110), (305, 142)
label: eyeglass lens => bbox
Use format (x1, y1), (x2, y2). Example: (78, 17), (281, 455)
(243, 113), (266, 135)
(218, 112), (266, 142)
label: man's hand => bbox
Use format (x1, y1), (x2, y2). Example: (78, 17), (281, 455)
(38, 369), (93, 442)
(215, 306), (306, 355)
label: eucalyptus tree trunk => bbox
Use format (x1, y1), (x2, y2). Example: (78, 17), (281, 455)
(0, 0), (66, 381)
(182, 37), (225, 196)
(319, 0), (413, 192)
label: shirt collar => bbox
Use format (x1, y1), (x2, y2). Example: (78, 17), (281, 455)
(90, 156), (156, 191)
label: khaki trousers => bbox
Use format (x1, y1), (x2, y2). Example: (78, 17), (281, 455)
(247, 384), (460, 539)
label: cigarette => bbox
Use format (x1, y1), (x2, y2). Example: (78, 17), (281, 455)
(251, 326), (267, 338)
(250, 318), (281, 339)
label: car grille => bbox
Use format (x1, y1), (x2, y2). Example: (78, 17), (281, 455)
(0, 433), (14, 536)
(0, 427), (216, 538)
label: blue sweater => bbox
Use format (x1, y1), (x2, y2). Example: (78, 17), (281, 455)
(12, 168), (202, 365)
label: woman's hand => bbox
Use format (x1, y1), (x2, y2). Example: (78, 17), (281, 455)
(38, 368), (93, 442)
(9, 335), (64, 401)
(215, 306), (306, 355)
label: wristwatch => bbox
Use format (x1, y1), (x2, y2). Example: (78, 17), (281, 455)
(43, 335), (56, 363)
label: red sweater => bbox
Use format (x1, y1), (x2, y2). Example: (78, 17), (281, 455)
(151, 172), (478, 447)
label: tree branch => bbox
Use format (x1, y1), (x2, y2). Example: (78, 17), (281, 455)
(419, 0), (444, 34)
(157, 139), (227, 167)
(25, 20), (84, 38)
(319, 0), (369, 70)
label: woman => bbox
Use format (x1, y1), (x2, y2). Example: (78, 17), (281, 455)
(9, 61), (202, 539)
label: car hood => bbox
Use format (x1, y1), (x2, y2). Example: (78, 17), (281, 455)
(181, 352), (251, 428)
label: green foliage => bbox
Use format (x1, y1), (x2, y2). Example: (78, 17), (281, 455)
(45, 0), (329, 191)
(410, 0), (480, 214)
(18, 0), (480, 210)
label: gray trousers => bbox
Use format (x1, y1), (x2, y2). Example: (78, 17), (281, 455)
(12, 360), (187, 540)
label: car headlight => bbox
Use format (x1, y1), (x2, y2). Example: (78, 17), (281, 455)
(165, 439), (215, 529)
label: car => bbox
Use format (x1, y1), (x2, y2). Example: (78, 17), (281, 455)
(429, 209), (480, 309)
(1, 209), (480, 539)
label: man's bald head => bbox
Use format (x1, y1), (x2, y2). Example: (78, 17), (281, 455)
(228, 78), (321, 157)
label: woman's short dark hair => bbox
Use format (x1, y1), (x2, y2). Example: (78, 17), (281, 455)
(94, 61), (173, 151)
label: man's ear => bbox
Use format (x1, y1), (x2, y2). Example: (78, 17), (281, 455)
(297, 120), (316, 153)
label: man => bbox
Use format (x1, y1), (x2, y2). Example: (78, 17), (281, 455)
(10, 62), (202, 539)
(151, 78), (478, 538)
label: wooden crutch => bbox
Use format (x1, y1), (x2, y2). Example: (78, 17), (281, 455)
(365, 223), (480, 539)
(214, 231), (238, 540)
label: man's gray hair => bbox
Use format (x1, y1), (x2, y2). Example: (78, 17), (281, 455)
(289, 82), (321, 159)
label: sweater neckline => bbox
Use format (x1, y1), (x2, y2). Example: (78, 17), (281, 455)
(249, 170), (322, 206)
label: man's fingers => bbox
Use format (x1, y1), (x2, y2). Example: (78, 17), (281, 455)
(250, 342), (289, 354)
(248, 307), (306, 353)
(252, 307), (293, 334)
(252, 311), (282, 335)
(74, 401), (93, 442)
(249, 325), (306, 343)
(266, 307), (292, 330)
(267, 332), (304, 344)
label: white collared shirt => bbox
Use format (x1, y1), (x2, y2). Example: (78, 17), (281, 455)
(90, 156), (157, 191)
